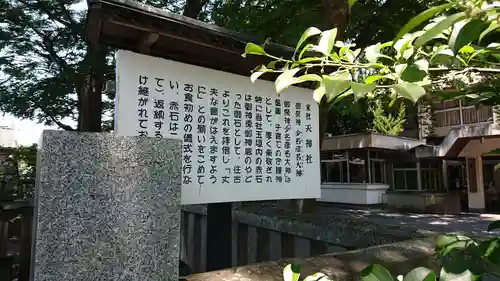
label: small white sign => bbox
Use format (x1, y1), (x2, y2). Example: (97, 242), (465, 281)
(115, 50), (320, 205)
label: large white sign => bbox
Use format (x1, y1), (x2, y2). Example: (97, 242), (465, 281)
(115, 50), (320, 205)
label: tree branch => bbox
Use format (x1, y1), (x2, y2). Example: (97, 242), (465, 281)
(41, 108), (75, 131)
(15, 0), (74, 29)
(31, 100), (76, 131)
(429, 67), (500, 74)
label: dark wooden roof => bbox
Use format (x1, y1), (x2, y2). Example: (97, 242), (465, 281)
(85, 0), (294, 78)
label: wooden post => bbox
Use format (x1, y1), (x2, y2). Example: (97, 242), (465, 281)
(18, 206), (33, 281)
(205, 203), (232, 271)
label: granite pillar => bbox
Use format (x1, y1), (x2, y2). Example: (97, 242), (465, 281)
(31, 130), (182, 281)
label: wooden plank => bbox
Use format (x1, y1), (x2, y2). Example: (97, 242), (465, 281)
(281, 233), (295, 259)
(206, 203), (232, 271)
(256, 228), (270, 262)
(180, 212), (187, 262)
(0, 222), (8, 257)
(187, 213), (195, 269)
(192, 214), (202, 272)
(294, 236), (311, 258)
(200, 214), (207, 272)
(18, 207), (33, 281)
(269, 230), (281, 261)
(247, 226), (258, 264)
(237, 223), (248, 266)
(310, 240), (328, 256)
(327, 244), (347, 253)
(231, 219), (238, 267)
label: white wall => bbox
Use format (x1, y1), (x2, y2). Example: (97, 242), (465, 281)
(318, 184), (389, 205)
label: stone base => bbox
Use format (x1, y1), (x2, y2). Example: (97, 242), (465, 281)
(32, 131), (182, 281)
(277, 199), (316, 214)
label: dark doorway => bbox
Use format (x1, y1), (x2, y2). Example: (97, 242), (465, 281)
(447, 162), (468, 212)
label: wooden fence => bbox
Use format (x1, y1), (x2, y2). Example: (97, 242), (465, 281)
(0, 200), (33, 281)
(0, 202), (351, 279)
(180, 205), (347, 274)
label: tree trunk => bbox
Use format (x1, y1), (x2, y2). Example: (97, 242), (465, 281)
(321, 0), (349, 38)
(182, 0), (208, 18)
(79, 44), (106, 133)
(285, 1), (349, 214)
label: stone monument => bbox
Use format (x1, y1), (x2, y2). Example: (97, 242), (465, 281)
(31, 130), (182, 281)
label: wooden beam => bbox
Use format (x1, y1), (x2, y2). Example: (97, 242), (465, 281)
(108, 19), (242, 56)
(138, 32), (159, 53)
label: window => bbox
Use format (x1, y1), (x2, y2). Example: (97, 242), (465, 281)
(371, 160), (386, 184)
(349, 150), (367, 183)
(393, 170), (418, 190)
(421, 169), (441, 191)
(321, 161), (348, 183)
(320, 150), (348, 183)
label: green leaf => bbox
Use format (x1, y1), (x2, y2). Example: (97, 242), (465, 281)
(351, 82), (376, 100)
(297, 74), (323, 83)
(297, 57), (323, 64)
(440, 253), (482, 281)
(395, 64), (408, 76)
(250, 69), (270, 83)
(414, 12), (467, 48)
(479, 22), (500, 43)
(392, 83), (426, 103)
(365, 75), (386, 84)
(317, 28), (337, 55)
(395, 3), (454, 41)
(435, 234), (474, 256)
(304, 272), (330, 281)
(488, 220), (500, 232)
(298, 44), (314, 59)
(483, 238), (500, 257)
(398, 61), (428, 83)
(360, 264), (394, 281)
(486, 149), (500, 155)
(436, 235), (461, 249)
(440, 240), (474, 256)
(365, 43), (393, 63)
(267, 60), (279, 69)
(313, 83), (326, 103)
(242, 42), (267, 57)
(283, 264), (301, 281)
(403, 267), (436, 281)
(323, 72), (351, 102)
(295, 27), (322, 56)
(459, 45), (475, 53)
(414, 60), (429, 73)
(394, 33), (420, 58)
(275, 68), (301, 94)
(348, 0), (357, 13)
(449, 19), (488, 53)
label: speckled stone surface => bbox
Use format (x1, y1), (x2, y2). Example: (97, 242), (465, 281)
(32, 130), (182, 281)
(184, 237), (440, 281)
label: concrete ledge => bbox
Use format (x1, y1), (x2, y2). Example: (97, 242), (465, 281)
(184, 237), (439, 281)
(319, 184), (389, 205)
(232, 205), (427, 249)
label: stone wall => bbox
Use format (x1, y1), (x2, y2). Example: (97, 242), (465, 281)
(183, 237), (439, 281)
(180, 203), (429, 273)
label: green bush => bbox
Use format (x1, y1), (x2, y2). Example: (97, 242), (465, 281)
(283, 221), (500, 281)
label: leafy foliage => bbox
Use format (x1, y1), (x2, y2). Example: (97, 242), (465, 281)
(211, 0), (441, 47)
(0, 0), (209, 132)
(282, 220), (500, 281)
(243, 0), (500, 107)
(371, 101), (407, 136)
(0, 145), (37, 200)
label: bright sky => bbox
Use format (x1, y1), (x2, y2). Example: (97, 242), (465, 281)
(0, 1), (87, 147)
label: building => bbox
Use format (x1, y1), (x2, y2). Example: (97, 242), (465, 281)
(0, 125), (17, 161)
(319, 100), (500, 214)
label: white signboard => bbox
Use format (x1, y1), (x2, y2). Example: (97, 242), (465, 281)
(115, 50), (320, 205)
